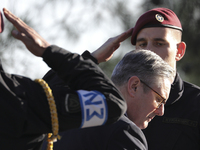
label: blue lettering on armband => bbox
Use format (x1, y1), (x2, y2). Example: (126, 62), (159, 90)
(77, 90), (108, 128)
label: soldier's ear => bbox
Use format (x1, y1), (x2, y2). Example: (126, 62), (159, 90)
(176, 42), (186, 61)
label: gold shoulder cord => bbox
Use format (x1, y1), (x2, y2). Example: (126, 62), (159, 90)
(35, 79), (61, 150)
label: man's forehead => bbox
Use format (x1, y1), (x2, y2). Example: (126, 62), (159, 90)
(136, 27), (172, 41)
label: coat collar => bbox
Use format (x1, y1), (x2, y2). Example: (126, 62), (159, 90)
(166, 73), (184, 106)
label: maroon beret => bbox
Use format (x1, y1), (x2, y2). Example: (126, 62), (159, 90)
(0, 11), (4, 33)
(131, 8), (182, 45)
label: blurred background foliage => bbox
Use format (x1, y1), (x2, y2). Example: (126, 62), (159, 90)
(1, 0), (200, 86)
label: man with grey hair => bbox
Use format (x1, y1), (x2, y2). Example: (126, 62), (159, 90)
(42, 49), (175, 150)
(111, 49), (175, 129)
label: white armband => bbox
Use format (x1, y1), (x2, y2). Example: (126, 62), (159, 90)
(77, 90), (108, 128)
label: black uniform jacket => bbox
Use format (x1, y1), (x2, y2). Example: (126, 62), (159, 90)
(143, 73), (200, 150)
(41, 115), (148, 150)
(0, 45), (126, 150)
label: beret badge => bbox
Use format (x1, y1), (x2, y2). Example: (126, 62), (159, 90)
(155, 14), (164, 22)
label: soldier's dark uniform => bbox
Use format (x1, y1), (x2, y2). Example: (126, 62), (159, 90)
(0, 45), (126, 150)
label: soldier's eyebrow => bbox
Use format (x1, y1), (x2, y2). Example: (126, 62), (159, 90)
(153, 38), (166, 42)
(136, 38), (146, 43)
(136, 37), (167, 43)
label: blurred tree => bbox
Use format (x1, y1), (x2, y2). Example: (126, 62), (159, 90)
(141, 0), (200, 86)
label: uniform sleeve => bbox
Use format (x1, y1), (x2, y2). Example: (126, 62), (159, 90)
(0, 44), (127, 137)
(42, 45), (127, 128)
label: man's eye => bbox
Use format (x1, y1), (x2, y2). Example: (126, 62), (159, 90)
(155, 42), (164, 46)
(156, 97), (162, 103)
(138, 43), (147, 47)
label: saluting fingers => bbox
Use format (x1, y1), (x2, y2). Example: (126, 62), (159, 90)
(112, 28), (133, 44)
(3, 8), (36, 39)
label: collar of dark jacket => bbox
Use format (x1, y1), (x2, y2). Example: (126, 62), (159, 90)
(165, 73), (184, 106)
